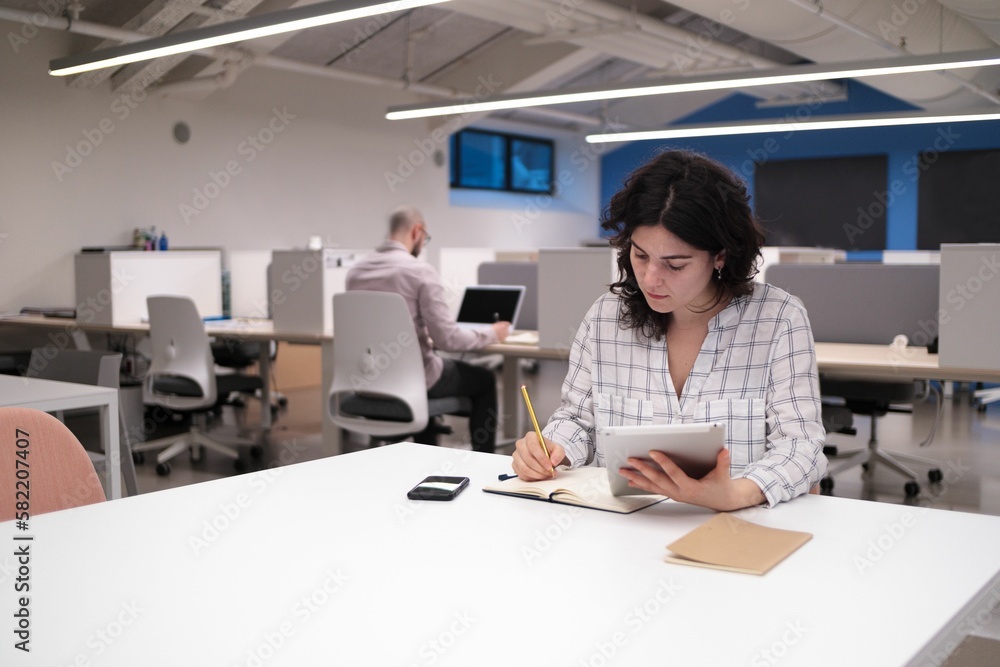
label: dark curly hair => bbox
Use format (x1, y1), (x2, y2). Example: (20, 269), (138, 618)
(601, 149), (765, 340)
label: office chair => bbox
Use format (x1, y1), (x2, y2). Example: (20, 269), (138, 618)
(133, 296), (264, 476)
(210, 338), (287, 422)
(328, 291), (472, 445)
(0, 407), (105, 520)
(820, 377), (943, 497)
(0, 350), (32, 376)
(25, 348), (140, 497)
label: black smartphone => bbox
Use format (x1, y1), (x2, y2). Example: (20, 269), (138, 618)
(407, 476), (470, 501)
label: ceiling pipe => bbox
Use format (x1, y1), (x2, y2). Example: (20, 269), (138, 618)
(937, 0), (1000, 45)
(782, 0), (1000, 105)
(154, 57), (249, 97)
(0, 6), (598, 127)
(457, 0), (842, 100)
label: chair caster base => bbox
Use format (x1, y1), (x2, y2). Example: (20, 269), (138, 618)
(156, 462), (171, 476)
(928, 468), (943, 484)
(234, 458), (248, 473)
(133, 452), (145, 465)
(904, 481), (920, 497)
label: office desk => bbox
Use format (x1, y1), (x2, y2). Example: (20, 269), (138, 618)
(2, 443), (997, 666)
(814, 342), (1000, 384)
(0, 375), (120, 499)
(484, 338), (568, 440)
(488, 340), (1000, 439)
(0, 315), (333, 438)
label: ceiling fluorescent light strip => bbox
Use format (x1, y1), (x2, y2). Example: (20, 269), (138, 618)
(585, 110), (1000, 143)
(49, 0), (453, 76)
(385, 49), (1000, 120)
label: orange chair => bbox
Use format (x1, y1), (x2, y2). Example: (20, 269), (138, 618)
(0, 407), (105, 521)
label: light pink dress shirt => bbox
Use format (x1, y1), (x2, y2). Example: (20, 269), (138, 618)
(345, 240), (498, 388)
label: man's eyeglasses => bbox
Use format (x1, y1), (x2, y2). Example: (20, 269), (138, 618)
(423, 231), (432, 245)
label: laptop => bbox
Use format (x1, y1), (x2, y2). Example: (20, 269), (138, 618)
(455, 285), (525, 329)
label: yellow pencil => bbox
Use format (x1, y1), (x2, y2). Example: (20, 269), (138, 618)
(520, 384), (555, 474)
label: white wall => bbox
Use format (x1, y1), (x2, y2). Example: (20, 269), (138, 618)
(0, 21), (599, 313)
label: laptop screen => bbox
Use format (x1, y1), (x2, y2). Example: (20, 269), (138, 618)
(456, 285), (525, 328)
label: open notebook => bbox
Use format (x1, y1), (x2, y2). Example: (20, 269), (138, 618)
(664, 514), (813, 575)
(482, 467), (665, 514)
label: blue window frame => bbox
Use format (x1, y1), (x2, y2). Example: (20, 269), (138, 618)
(450, 129), (554, 194)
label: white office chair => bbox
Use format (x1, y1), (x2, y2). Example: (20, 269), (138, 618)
(328, 291), (471, 443)
(25, 348), (140, 497)
(133, 295), (263, 475)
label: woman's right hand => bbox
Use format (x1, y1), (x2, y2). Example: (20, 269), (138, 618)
(512, 431), (566, 481)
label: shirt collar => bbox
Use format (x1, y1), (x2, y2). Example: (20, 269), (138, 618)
(709, 286), (753, 331)
(377, 239), (409, 254)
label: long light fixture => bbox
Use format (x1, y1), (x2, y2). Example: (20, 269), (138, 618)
(49, 0), (453, 77)
(385, 49), (1000, 120)
(585, 109), (1000, 143)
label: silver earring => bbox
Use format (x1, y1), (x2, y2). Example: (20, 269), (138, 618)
(715, 267), (722, 281)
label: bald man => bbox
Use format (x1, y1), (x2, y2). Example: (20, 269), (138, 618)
(346, 207), (510, 452)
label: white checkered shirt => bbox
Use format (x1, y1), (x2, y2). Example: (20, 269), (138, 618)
(542, 284), (828, 507)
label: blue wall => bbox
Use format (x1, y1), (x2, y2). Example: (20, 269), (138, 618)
(599, 81), (1000, 256)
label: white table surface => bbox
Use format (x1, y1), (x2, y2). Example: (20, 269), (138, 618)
(0, 374), (120, 500)
(2, 443), (998, 666)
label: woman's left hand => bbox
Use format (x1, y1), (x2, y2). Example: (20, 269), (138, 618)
(619, 448), (765, 511)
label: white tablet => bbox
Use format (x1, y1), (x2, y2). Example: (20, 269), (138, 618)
(598, 422), (727, 497)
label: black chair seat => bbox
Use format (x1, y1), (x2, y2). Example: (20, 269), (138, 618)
(152, 373), (262, 401)
(1, 350), (32, 376)
(216, 373), (264, 396)
(152, 375), (203, 398)
(339, 394), (472, 423)
(821, 378), (915, 416)
(211, 341), (263, 369)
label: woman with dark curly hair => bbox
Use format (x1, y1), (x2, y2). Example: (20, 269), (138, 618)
(513, 150), (827, 510)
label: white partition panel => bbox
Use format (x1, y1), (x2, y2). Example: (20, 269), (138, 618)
(438, 248), (497, 315)
(939, 243), (1000, 371)
(883, 250), (941, 264)
(538, 247), (617, 350)
(270, 248), (369, 334)
(229, 250), (273, 318)
(75, 250), (222, 324)
(757, 246), (845, 283)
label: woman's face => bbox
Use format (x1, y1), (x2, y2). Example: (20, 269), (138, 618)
(629, 224), (722, 316)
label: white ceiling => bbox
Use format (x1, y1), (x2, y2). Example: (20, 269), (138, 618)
(5, 0), (1000, 132)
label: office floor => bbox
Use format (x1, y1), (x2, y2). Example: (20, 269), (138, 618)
(124, 382), (1000, 642)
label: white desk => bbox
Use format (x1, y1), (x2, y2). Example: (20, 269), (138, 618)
(814, 342), (1000, 384)
(0, 375), (120, 500)
(487, 340), (1000, 439)
(3, 443), (998, 665)
(0, 315), (333, 443)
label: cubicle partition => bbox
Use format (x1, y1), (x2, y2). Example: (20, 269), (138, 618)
(74, 250), (223, 324)
(228, 249), (272, 319)
(269, 248), (369, 334)
(538, 247), (616, 350)
(939, 243), (1000, 371)
(477, 261), (538, 330)
(755, 246), (845, 284)
(765, 263), (940, 346)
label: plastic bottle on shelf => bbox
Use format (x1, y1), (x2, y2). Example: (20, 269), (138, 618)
(158, 231), (168, 251)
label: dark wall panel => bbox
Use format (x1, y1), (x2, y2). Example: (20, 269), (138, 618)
(917, 148), (1000, 249)
(754, 155), (888, 251)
